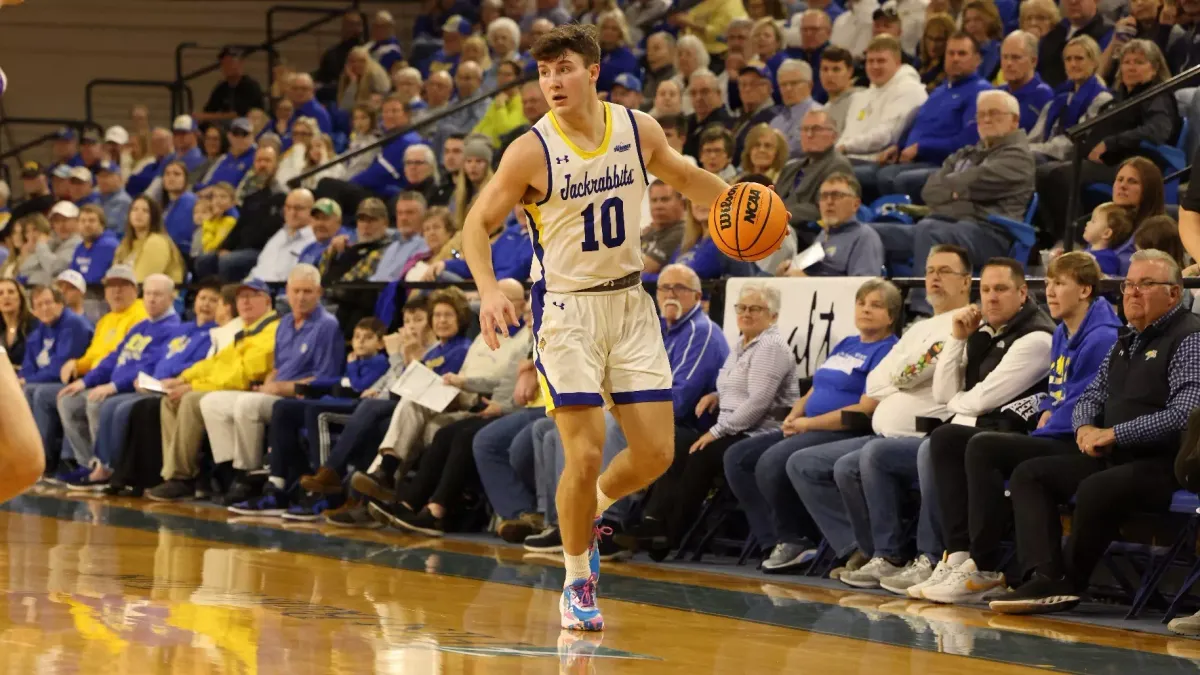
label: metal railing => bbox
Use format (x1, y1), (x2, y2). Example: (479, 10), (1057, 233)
(84, 79), (193, 126)
(0, 118), (104, 163)
(1064, 64), (1200, 246)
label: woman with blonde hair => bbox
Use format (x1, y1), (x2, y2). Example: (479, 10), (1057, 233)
(1018, 0), (1061, 38)
(1027, 35), (1112, 162)
(452, 137), (495, 230)
(752, 17), (787, 76)
(918, 13), (956, 91)
(739, 124), (788, 182)
(597, 9), (640, 95)
(463, 35), (497, 90)
(113, 195), (186, 283)
(962, 0), (1004, 80)
(337, 46), (391, 112)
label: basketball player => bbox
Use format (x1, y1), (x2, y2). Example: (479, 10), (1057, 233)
(0, 349), (46, 502)
(464, 24), (732, 631)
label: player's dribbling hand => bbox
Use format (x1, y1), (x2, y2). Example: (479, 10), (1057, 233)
(479, 289), (519, 351)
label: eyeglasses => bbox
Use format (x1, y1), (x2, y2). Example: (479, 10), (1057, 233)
(818, 191), (856, 201)
(1120, 280), (1176, 294)
(925, 267), (970, 278)
(404, 160), (429, 166)
(658, 283), (699, 295)
(801, 125), (831, 134)
(977, 109), (1015, 120)
(734, 304), (769, 315)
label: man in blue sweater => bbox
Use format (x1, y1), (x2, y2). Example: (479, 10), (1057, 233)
(918, 252), (1120, 604)
(69, 205), (119, 284)
(287, 73), (333, 135)
(21, 285), (93, 471)
(56, 274), (182, 489)
(999, 31), (1053, 133)
(865, 33), (992, 201)
(195, 118), (257, 190)
(349, 95), (425, 200)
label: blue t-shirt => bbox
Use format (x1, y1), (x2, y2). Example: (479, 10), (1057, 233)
(805, 334), (899, 418)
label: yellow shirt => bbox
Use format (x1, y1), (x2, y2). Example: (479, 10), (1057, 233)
(76, 300), (148, 375)
(472, 93), (529, 147)
(684, 0), (747, 55)
(201, 214), (237, 254)
(121, 233), (186, 284)
(182, 311), (279, 392)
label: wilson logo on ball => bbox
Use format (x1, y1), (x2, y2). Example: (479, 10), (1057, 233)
(717, 189), (736, 230)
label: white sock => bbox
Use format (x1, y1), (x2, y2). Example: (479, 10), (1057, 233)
(563, 552), (590, 583)
(947, 551), (970, 567)
(594, 484), (617, 518)
(268, 476), (286, 490)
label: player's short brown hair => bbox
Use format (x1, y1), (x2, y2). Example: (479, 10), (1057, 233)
(531, 24), (601, 66)
(1046, 251), (1101, 299)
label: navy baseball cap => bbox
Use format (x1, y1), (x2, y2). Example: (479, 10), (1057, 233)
(54, 127), (76, 141)
(442, 15), (471, 36)
(612, 73), (643, 92)
(739, 64), (772, 80)
(218, 45), (246, 59)
(237, 278), (271, 295)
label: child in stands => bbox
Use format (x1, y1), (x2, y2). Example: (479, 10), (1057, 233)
(1082, 202), (1135, 275)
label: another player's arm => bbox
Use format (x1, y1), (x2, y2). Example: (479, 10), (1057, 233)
(632, 110), (730, 208)
(0, 348), (45, 501)
(463, 133), (541, 350)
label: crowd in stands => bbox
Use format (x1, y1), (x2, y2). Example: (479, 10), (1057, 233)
(7, 0), (1200, 633)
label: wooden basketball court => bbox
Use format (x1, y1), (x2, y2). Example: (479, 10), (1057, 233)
(0, 490), (1196, 674)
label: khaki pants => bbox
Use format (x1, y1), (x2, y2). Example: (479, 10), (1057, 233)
(368, 399), (472, 472)
(199, 391), (282, 471)
(160, 391), (209, 481)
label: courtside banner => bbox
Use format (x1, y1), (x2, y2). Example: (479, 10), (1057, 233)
(722, 277), (873, 378)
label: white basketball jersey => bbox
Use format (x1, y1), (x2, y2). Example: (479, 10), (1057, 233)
(525, 102), (648, 293)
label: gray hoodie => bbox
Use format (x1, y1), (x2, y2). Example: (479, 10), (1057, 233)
(921, 130), (1036, 226)
(19, 234), (81, 287)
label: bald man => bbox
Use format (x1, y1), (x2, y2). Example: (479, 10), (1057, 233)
(249, 189), (317, 282)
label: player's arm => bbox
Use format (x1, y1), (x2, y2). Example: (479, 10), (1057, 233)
(0, 349), (44, 502)
(463, 132), (540, 349)
(632, 109), (730, 208)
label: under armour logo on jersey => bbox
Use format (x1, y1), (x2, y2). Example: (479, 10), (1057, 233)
(555, 155), (569, 165)
(552, 301), (565, 310)
(614, 143), (631, 152)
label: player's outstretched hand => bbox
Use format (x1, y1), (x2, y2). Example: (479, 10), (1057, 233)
(479, 288), (520, 351)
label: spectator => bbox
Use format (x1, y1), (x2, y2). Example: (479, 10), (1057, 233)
(752, 17), (787, 82)
(1000, 31), (1053, 132)
(918, 253), (1119, 603)
(319, 198), (396, 284)
(0, 280), (32, 370)
(426, 15), (470, 77)
(47, 128), (82, 177)
(264, 98), (296, 144)
(196, 183), (238, 256)
(20, 202), (82, 287)
(678, 34), (714, 96)
(739, 124), (789, 181)
(78, 130), (104, 175)
(6, 217), (46, 282)
(367, 10), (405, 74)
(1026, 36), (1112, 162)
(488, 17), (526, 70)
(192, 125), (228, 187)
(962, 0), (1003, 80)
(642, 181), (686, 275)
(778, 109), (855, 231)
(315, 11), (365, 89)
(1019, 0), (1060, 38)
(724, 279), (900, 572)
(20, 286), (92, 471)
(474, 60), (530, 146)
(54, 270), (87, 318)
(442, 61), (492, 140)
(299, 198), (352, 266)
(1037, 0), (1114, 87)
(648, 80), (683, 117)
(1134, 214), (1186, 267)
(698, 126), (739, 183)
(276, 117), (321, 183)
(526, 17), (556, 52)
(246, 189), (317, 283)
(67, 168), (98, 208)
(1082, 202), (1135, 274)
(95, 161), (131, 234)
(159, 161), (198, 255)
(56, 274), (181, 489)
(337, 46), (391, 112)
(435, 203), (531, 282)
(627, 0), (673, 44)
(643, 32), (680, 106)
(451, 137), (496, 229)
(401, 144), (450, 207)
(667, 0), (748, 58)
(441, 134), (466, 192)
(832, 0), (880, 58)
(464, 35), (497, 90)
(838, 37), (927, 170)
(196, 118), (257, 191)
(769, 60), (819, 159)
(392, 67), (426, 113)
(498, 82), (551, 153)
(683, 70), (733, 158)
(1037, 40), (1178, 240)
(112, 197), (187, 284)
(344, 104), (382, 178)
(398, 207), (459, 286)
(1099, 0), (1183, 78)
(372, 192), (430, 282)
(349, 95), (426, 200)
(525, 0), (572, 30)
(198, 47), (265, 123)
(622, 283), (798, 553)
(126, 128), (172, 197)
(990, 250), (1199, 616)
(10, 161), (54, 224)
(917, 13), (954, 91)
(789, 245), (971, 583)
(103, 126), (129, 175)
(416, 71), (456, 124)
(205, 146), (289, 281)
(146, 279), (280, 502)
(51, 165), (72, 202)
(674, 197), (756, 279)
(287, 73), (334, 135)
(781, 172), (885, 277)
(864, 32), (991, 201)
(732, 65), (780, 159)
(166, 116), (206, 173)
(608, 72), (644, 111)
(789, 12), (834, 105)
(68, 205), (118, 285)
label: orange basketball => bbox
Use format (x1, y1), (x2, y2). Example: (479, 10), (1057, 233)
(708, 182), (789, 262)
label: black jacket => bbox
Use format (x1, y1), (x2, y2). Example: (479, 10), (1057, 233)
(1088, 82), (1181, 169)
(221, 183), (287, 252)
(1038, 15), (1114, 88)
(684, 107), (734, 159)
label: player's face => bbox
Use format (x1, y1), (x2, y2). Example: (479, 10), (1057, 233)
(537, 52), (599, 113)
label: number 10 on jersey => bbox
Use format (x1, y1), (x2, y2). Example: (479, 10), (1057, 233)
(580, 197), (626, 252)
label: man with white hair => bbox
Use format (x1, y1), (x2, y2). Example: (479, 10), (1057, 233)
(392, 66), (426, 113)
(415, 70), (455, 124)
(367, 10), (404, 74)
(770, 60), (821, 159)
(683, 70), (734, 158)
(792, 10), (833, 103)
(873, 90), (1035, 313)
(371, 191), (430, 282)
(199, 265), (344, 506)
(999, 31), (1053, 132)
(643, 32), (679, 106)
(443, 61), (491, 135)
(287, 73), (333, 134)
(247, 188), (316, 283)
(401, 144), (445, 205)
(56, 273), (181, 490)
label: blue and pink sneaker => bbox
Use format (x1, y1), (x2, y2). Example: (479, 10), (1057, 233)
(560, 574), (604, 631)
(588, 517), (612, 580)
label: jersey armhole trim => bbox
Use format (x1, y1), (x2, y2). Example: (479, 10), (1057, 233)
(530, 127), (554, 207)
(626, 108), (650, 187)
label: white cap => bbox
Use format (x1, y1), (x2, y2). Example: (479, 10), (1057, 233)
(55, 270), (86, 294)
(68, 166), (92, 183)
(49, 201), (80, 219)
(172, 114), (196, 132)
(104, 125), (129, 145)
(102, 264), (138, 285)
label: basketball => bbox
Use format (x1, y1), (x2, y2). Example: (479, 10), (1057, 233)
(708, 182), (788, 262)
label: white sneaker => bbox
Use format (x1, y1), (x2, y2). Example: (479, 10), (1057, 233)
(907, 554), (959, 600)
(921, 558), (1006, 604)
(879, 556), (933, 596)
(840, 557), (904, 589)
(1169, 610), (1200, 636)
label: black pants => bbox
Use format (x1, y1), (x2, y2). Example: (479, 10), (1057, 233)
(111, 397), (165, 490)
(1009, 452), (1179, 589)
(396, 416), (492, 510)
(642, 431), (745, 543)
(932, 425), (1077, 571)
(1035, 160), (1119, 243)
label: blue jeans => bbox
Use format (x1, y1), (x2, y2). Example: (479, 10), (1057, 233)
(24, 382), (64, 466)
(723, 429), (860, 547)
(787, 435), (876, 558)
(472, 407), (545, 519)
(94, 392), (151, 469)
(324, 398), (397, 475)
(855, 161), (938, 201)
(532, 412), (634, 525)
(858, 436), (942, 560)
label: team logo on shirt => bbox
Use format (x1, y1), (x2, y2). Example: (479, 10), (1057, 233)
(166, 335), (190, 358)
(300, 343), (309, 354)
(614, 143), (631, 153)
(1145, 349), (1158, 360)
(555, 155), (569, 165)
(559, 166), (636, 200)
